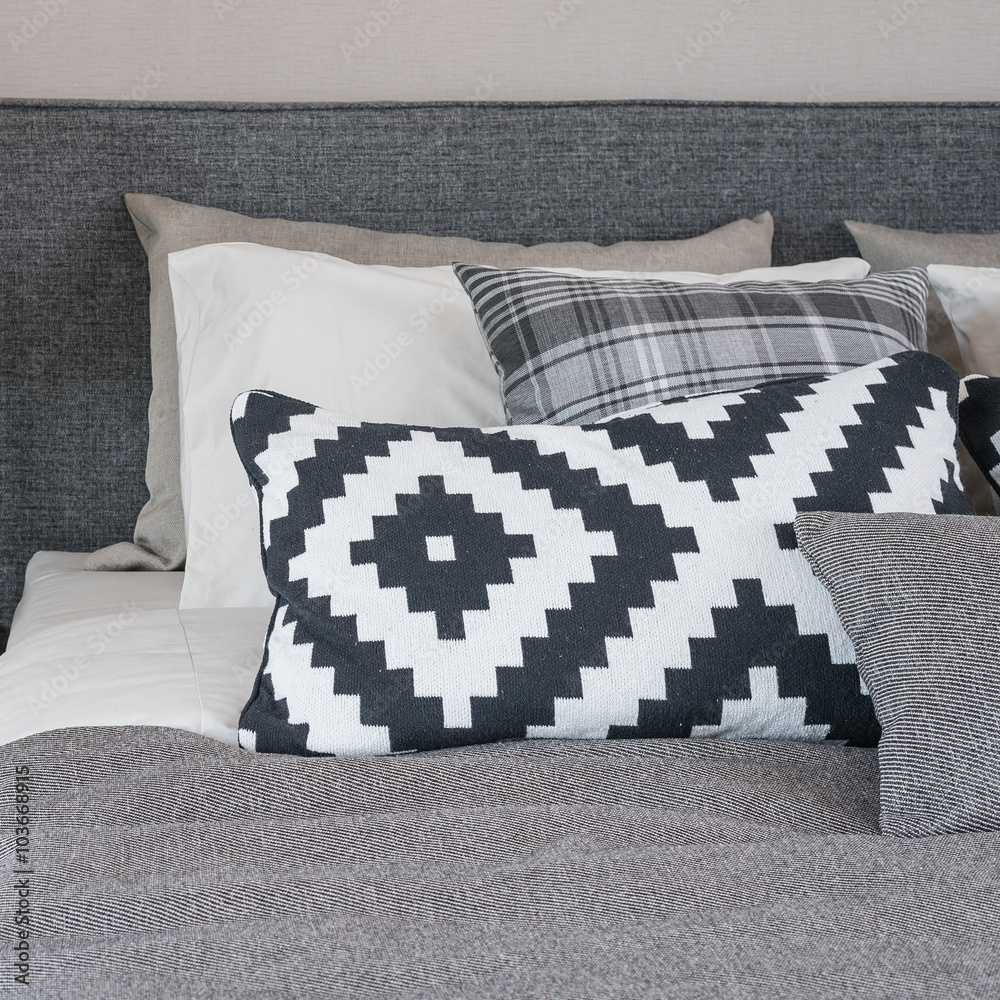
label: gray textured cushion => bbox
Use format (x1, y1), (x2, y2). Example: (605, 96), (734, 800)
(454, 264), (929, 425)
(796, 510), (1000, 838)
(845, 220), (1000, 514)
(85, 195), (772, 573)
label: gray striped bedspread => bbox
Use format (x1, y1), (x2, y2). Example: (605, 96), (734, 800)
(2, 726), (998, 998)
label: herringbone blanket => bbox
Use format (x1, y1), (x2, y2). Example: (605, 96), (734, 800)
(2, 726), (998, 998)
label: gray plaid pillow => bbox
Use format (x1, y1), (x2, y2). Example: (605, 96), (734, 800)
(453, 264), (930, 425)
(796, 510), (1000, 838)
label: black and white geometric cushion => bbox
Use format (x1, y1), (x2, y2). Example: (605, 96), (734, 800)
(959, 373), (1000, 500)
(452, 263), (930, 425)
(231, 351), (969, 758)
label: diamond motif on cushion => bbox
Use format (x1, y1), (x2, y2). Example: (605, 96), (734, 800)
(350, 474), (536, 639)
(282, 430), (671, 733)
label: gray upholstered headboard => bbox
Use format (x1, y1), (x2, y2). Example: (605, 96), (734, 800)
(1, 99), (998, 645)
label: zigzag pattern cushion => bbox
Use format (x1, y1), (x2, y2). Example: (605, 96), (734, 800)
(452, 263), (930, 425)
(231, 351), (969, 758)
(959, 373), (1000, 498)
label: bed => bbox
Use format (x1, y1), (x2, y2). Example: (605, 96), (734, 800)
(2, 100), (999, 997)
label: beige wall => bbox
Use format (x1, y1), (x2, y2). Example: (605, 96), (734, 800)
(2, 0), (998, 103)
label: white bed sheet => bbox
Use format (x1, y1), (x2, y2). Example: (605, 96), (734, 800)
(0, 553), (270, 747)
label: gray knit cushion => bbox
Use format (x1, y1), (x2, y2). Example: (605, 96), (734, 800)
(795, 510), (1000, 838)
(453, 264), (929, 425)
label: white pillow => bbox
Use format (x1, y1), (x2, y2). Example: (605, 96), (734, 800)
(168, 244), (871, 609)
(928, 264), (1000, 375)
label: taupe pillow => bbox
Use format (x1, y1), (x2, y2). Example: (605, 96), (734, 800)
(845, 220), (1000, 514)
(86, 196), (774, 572)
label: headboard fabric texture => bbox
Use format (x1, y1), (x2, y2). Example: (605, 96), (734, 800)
(1, 100), (999, 646)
